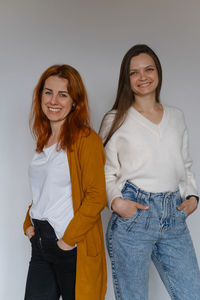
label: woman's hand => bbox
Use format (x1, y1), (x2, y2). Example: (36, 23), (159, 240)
(57, 239), (75, 251)
(111, 197), (149, 219)
(25, 226), (35, 239)
(178, 196), (198, 216)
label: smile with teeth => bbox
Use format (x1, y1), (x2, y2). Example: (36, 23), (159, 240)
(48, 107), (62, 112)
(138, 82), (152, 87)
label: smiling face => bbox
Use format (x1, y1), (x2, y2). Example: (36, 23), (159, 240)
(129, 53), (159, 98)
(41, 76), (73, 129)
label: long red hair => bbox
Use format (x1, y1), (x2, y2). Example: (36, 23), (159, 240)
(30, 65), (90, 152)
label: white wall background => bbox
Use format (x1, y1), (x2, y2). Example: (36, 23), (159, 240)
(1, 0), (200, 299)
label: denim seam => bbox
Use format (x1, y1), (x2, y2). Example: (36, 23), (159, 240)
(47, 282), (59, 299)
(122, 180), (139, 198)
(126, 210), (143, 232)
(152, 249), (176, 300)
(108, 233), (122, 300)
(107, 215), (122, 300)
(121, 181), (128, 194)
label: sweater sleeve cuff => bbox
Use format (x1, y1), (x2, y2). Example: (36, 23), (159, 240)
(186, 195), (199, 204)
(107, 187), (123, 210)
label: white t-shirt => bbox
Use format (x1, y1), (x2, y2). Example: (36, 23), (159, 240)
(29, 144), (74, 239)
(99, 105), (198, 208)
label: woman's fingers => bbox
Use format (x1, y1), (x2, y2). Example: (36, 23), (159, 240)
(178, 197), (198, 210)
(118, 200), (148, 219)
(111, 197), (149, 218)
(28, 232), (35, 239)
(57, 239), (75, 250)
(178, 197), (198, 216)
(134, 202), (149, 210)
(25, 226), (35, 239)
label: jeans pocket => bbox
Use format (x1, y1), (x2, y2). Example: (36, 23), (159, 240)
(118, 208), (138, 222)
(55, 241), (77, 255)
(122, 184), (137, 200)
(181, 208), (188, 218)
(30, 235), (36, 243)
(177, 207), (188, 219)
(121, 181), (129, 194)
(116, 209), (144, 233)
(117, 208), (143, 224)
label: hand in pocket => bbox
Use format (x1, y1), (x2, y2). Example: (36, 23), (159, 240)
(25, 226), (35, 240)
(111, 197), (149, 219)
(178, 196), (198, 216)
(57, 239), (75, 251)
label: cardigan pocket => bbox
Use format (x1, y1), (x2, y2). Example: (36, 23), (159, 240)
(85, 223), (102, 257)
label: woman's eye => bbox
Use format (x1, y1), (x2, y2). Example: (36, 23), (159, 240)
(44, 91), (52, 95)
(146, 68), (154, 72)
(130, 71), (137, 76)
(59, 93), (67, 98)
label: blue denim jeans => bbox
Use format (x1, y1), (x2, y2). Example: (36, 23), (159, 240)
(106, 181), (200, 300)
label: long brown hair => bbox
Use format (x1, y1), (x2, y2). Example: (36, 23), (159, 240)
(101, 44), (162, 146)
(30, 64), (90, 152)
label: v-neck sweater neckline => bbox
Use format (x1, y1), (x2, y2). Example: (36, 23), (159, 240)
(129, 105), (168, 137)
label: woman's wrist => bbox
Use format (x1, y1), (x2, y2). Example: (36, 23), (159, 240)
(186, 195), (199, 204)
(111, 197), (124, 213)
(57, 239), (75, 250)
(25, 226), (35, 239)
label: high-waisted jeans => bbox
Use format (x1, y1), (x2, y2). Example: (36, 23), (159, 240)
(106, 181), (200, 300)
(24, 219), (77, 300)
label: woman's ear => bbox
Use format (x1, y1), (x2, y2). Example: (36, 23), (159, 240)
(72, 102), (76, 111)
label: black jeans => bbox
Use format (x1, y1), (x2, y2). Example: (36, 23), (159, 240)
(24, 219), (76, 300)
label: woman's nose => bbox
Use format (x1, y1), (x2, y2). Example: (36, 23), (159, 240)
(50, 94), (57, 104)
(139, 71), (146, 80)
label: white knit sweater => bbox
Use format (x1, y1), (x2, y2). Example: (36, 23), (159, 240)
(99, 105), (198, 208)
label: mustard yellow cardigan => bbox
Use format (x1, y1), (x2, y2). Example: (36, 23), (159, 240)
(23, 129), (107, 300)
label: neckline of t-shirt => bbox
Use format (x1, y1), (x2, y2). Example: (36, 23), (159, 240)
(43, 143), (57, 153)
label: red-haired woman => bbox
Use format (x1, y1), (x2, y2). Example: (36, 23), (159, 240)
(23, 65), (107, 300)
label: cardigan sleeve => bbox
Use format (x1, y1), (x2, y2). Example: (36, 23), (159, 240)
(62, 131), (107, 246)
(23, 203), (33, 234)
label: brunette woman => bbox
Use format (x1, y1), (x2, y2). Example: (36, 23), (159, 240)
(99, 44), (200, 300)
(23, 65), (107, 300)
